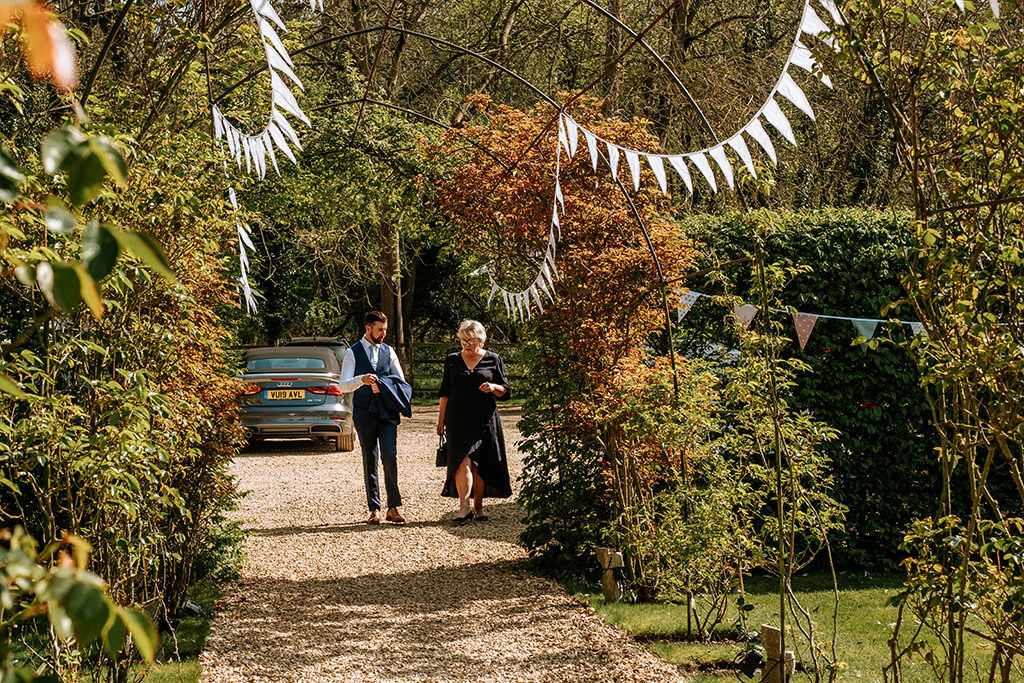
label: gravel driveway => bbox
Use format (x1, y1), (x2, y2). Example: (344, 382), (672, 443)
(200, 406), (686, 682)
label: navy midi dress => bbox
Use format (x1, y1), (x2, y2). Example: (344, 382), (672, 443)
(439, 350), (513, 499)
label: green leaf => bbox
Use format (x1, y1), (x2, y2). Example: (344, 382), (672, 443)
(41, 126), (87, 174)
(48, 604), (74, 640)
(14, 264), (35, 287)
(81, 222), (120, 282)
(36, 262), (82, 312)
(66, 152), (108, 207)
(114, 230), (177, 284)
(120, 608), (158, 662)
(44, 205), (76, 235)
(0, 374), (26, 399)
(102, 610), (127, 658)
(0, 145), (25, 202)
(71, 264), (105, 320)
(64, 583), (111, 646)
(88, 137), (128, 187)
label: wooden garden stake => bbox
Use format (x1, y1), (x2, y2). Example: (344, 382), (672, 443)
(596, 547), (624, 603)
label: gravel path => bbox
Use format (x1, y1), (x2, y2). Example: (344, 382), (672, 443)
(201, 406), (686, 682)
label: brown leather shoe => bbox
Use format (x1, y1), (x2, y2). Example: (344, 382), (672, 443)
(366, 510), (381, 525)
(385, 507), (406, 524)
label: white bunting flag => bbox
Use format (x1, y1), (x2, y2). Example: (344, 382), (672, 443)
(744, 118), (777, 163)
(530, 284), (544, 313)
(252, 0), (287, 30)
(263, 130), (280, 175)
(271, 72), (310, 125)
(259, 20), (291, 67)
(668, 155), (693, 193)
(734, 304), (758, 328)
(792, 313), (818, 350)
(791, 40), (833, 88)
(607, 143), (620, 181)
(554, 179), (565, 213)
(563, 116), (579, 157)
(761, 98), (797, 145)
(708, 146), (735, 190)
(268, 123), (297, 163)
(228, 187), (239, 211)
(272, 109), (302, 149)
(817, 0), (845, 25)
(624, 149), (641, 191)
(676, 290), (700, 321)
(266, 43), (303, 89)
(239, 223), (255, 250)
(583, 128), (599, 172)
(800, 4), (831, 38)
(558, 117), (570, 157)
(687, 152), (718, 193)
(646, 155), (668, 194)
(213, 106), (224, 138)
(777, 72), (816, 121)
(727, 134), (756, 178)
(487, 282), (499, 307)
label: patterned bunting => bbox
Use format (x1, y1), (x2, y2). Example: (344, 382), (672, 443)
(792, 313), (819, 350)
(676, 290), (701, 321)
(734, 304), (758, 328)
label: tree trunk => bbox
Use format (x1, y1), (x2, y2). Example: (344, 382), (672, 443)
(378, 221), (405, 365)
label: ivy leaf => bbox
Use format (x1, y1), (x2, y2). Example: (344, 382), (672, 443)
(114, 230), (177, 284)
(0, 374), (27, 399)
(81, 221), (120, 282)
(0, 145), (25, 202)
(119, 608), (158, 662)
(41, 126), (87, 174)
(36, 261), (81, 312)
(88, 137), (128, 187)
(44, 205), (76, 235)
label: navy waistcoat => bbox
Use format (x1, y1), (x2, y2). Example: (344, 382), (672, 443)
(351, 341), (392, 410)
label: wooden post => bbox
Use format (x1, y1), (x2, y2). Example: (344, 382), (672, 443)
(761, 624), (783, 683)
(596, 547), (624, 603)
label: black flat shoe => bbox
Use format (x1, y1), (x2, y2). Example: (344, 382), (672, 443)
(473, 512), (489, 522)
(453, 512), (474, 525)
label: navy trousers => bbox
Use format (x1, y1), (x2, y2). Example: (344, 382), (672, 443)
(353, 407), (402, 511)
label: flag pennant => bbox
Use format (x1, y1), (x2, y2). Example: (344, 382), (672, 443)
(213, 106), (224, 138)
(909, 322), (927, 338)
(530, 284), (544, 313)
(734, 304), (758, 328)
(272, 109), (303, 149)
(676, 290), (700, 321)
(607, 143), (620, 180)
(646, 155), (668, 194)
(744, 118), (777, 163)
(268, 123), (297, 163)
(624, 149), (641, 191)
(487, 282), (499, 307)
(687, 152), (718, 193)
(583, 128), (599, 172)
(708, 145), (735, 190)
(761, 98), (797, 145)
(817, 0), (845, 25)
(563, 116), (579, 157)
(667, 155), (693, 194)
(800, 4), (831, 39)
(777, 72), (816, 121)
(263, 130), (280, 175)
(258, 20), (291, 67)
(252, 0), (287, 30)
(558, 116), (570, 157)
(727, 134), (757, 178)
(791, 40), (833, 88)
(792, 313), (818, 350)
(266, 43), (303, 89)
(851, 319), (878, 351)
(554, 178), (565, 213)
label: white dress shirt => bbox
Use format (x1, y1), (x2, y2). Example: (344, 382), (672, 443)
(339, 336), (405, 394)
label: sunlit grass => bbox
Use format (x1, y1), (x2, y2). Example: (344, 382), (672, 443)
(575, 572), (999, 682)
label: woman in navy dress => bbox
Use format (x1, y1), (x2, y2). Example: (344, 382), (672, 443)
(437, 320), (512, 524)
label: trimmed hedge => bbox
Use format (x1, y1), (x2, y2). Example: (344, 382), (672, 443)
(677, 209), (936, 568)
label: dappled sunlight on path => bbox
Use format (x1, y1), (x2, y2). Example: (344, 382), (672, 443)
(201, 407), (686, 682)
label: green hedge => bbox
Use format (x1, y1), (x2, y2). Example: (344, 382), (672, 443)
(678, 209), (936, 568)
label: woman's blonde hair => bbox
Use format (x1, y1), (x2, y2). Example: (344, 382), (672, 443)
(458, 319), (487, 345)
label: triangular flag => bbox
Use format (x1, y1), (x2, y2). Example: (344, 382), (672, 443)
(792, 313), (818, 350)
(817, 0), (845, 25)
(708, 145), (735, 190)
(607, 143), (620, 180)
(530, 284), (544, 313)
(563, 116), (579, 157)
(800, 4), (831, 38)
(558, 116), (570, 156)
(909, 322), (927, 338)
(212, 106), (224, 138)
(583, 128), (599, 172)
(734, 304), (758, 328)
(667, 155), (693, 193)
(228, 187), (239, 211)
(272, 109), (303, 149)
(727, 134), (756, 178)
(687, 152), (717, 193)
(252, 0), (287, 29)
(267, 122), (297, 163)
(676, 290), (700, 321)
(851, 319), (878, 351)
(624, 149), (641, 191)
(761, 98), (797, 145)
(646, 155), (668, 194)
(744, 119), (777, 163)
(259, 19), (292, 67)
(777, 72), (816, 121)
(263, 130), (280, 175)
(790, 39), (833, 88)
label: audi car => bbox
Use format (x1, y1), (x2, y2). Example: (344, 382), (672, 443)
(238, 347), (356, 451)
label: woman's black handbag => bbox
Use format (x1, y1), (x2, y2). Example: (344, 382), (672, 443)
(435, 432), (447, 467)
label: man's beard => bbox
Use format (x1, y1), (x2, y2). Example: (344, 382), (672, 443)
(371, 331), (386, 344)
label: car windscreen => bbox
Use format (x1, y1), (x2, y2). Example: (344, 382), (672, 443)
(246, 357), (327, 371)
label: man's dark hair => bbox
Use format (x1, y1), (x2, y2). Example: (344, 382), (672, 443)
(364, 310), (387, 326)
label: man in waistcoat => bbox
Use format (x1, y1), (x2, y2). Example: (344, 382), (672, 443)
(339, 310), (406, 524)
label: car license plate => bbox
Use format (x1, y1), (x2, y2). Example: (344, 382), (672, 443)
(267, 389), (305, 400)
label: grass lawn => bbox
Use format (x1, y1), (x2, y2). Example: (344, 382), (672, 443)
(574, 572), (1001, 682)
(138, 580), (219, 682)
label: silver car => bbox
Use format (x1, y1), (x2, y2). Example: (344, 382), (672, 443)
(238, 347), (356, 451)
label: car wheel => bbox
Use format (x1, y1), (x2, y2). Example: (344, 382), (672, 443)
(337, 431), (355, 452)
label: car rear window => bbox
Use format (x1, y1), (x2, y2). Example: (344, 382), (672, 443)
(247, 357), (327, 370)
